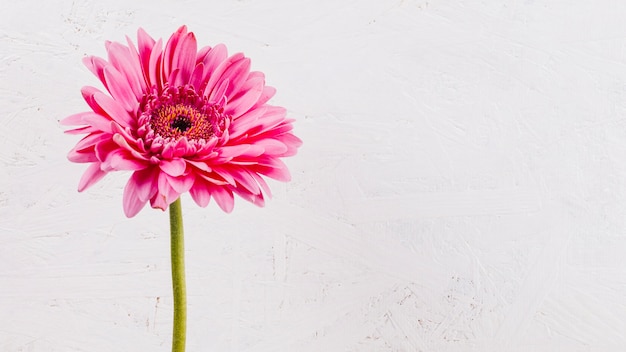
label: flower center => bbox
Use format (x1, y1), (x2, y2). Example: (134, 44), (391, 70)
(138, 85), (229, 145)
(150, 103), (214, 140)
(171, 115), (192, 132)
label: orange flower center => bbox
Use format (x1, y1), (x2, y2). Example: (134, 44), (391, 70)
(138, 85), (229, 146)
(150, 103), (214, 140)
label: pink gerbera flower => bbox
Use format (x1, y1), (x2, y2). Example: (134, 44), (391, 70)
(62, 26), (301, 217)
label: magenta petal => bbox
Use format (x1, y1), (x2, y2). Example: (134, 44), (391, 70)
(64, 126), (99, 135)
(112, 134), (149, 161)
(173, 32), (197, 84)
(251, 172), (272, 198)
(168, 68), (183, 88)
(251, 86), (276, 110)
(137, 27), (156, 80)
(125, 35), (148, 92)
(167, 174), (195, 194)
(201, 43), (228, 78)
(254, 139), (288, 155)
(78, 163), (107, 192)
(253, 159), (291, 181)
(198, 172), (230, 186)
(190, 180), (211, 207)
(225, 77), (264, 117)
(93, 92), (134, 127)
(230, 167), (261, 194)
(221, 58), (251, 99)
(217, 145), (252, 159)
(133, 168), (160, 202)
(211, 167), (236, 186)
(203, 52), (244, 97)
(187, 160), (212, 172)
(61, 111), (94, 126)
(159, 172), (177, 200)
(102, 149), (148, 171)
(195, 45), (212, 64)
(82, 56), (108, 89)
(207, 78), (229, 105)
(104, 66), (138, 112)
(106, 41), (144, 98)
(73, 132), (110, 153)
(189, 63), (205, 91)
(211, 185), (234, 213)
(232, 186), (265, 207)
(68, 147), (97, 163)
(163, 26), (187, 79)
(123, 182), (148, 217)
(160, 158), (187, 176)
(82, 114), (115, 134)
(150, 194), (168, 211)
(148, 38), (164, 88)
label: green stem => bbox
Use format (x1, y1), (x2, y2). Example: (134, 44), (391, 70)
(169, 198), (186, 352)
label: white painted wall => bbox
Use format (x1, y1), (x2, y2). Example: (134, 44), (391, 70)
(2, 0), (626, 351)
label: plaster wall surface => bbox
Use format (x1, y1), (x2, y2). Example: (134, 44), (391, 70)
(2, 0), (626, 351)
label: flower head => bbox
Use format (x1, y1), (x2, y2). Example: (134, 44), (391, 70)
(62, 26), (302, 217)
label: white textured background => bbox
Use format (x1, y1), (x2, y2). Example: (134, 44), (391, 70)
(2, 0), (626, 351)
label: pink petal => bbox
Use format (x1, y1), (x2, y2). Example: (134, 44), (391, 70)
(187, 160), (212, 172)
(93, 92), (134, 127)
(200, 44), (228, 83)
(125, 34), (148, 90)
(203, 52), (245, 98)
(207, 78), (229, 105)
(106, 41), (145, 98)
(198, 172), (229, 186)
(73, 132), (111, 153)
(160, 158), (187, 176)
(101, 149), (149, 171)
(232, 186), (265, 207)
(137, 27), (156, 84)
(162, 26), (187, 79)
(82, 113), (115, 134)
(123, 167), (159, 217)
(251, 86), (276, 110)
(230, 167), (261, 194)
(190, 180), (211, 207)
(225, 76), (264, 117)
(148, 39), (164, 89)
(168, 68), (183, 88)
(61, 111), (100, 126)
(210, 185), (234, 213)
(221, 58), (251, 99)
(252, 138), (288, 155)
(68, 146), (97, 163)
(82, 56), (108, 89)
(112, 134), (149, 161)
(211, 167), (236, 185)
(189, 63), (205, 91)
(173, 32), (197, 84)
(275, 133), (303, 157)
(251, 171), (272, 198)
(150, 194), (168, 211)
(252, 159), (291, 181)
(64, 126), (99, 135)
(156, 172), (180, 207)
(103, 65), (138, 112)
(216, 145), (260, 160)
(195, 45), (212, 64)
(167, 173), (195, 194)
(78, 163), (107, 192)
(132, 167), (160, 201)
